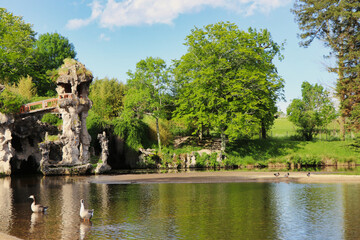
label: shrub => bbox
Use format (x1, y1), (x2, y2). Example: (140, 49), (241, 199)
(41, 113), (62, 126)
(143, 116), (173, 146)
(113, 110), (148, 151)
(0, 89), (26, 114)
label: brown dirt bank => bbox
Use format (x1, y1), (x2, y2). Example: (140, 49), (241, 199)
(90, 171), (360, 184)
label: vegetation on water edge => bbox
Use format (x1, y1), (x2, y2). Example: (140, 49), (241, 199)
(134, 117), (360, 169)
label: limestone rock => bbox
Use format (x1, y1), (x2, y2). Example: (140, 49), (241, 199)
(95, 131), (111, 174)
(56, 59), (93, 166)
(0, 113), (14, 175)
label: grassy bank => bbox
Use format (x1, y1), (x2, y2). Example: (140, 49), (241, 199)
(226, 138), (360, 167)
(140, 117), (360, 169)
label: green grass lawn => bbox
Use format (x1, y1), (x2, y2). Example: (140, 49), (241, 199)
(269, 117), (298, 137)
(196, 117), (360, 166)
(269, 117), (355, 140)
(143, 117), (360, 168)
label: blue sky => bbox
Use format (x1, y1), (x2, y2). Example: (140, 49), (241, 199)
(1, 0), (337, 112)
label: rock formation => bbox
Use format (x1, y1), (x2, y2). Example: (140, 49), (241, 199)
(95, 131), (111, 174)
(37, 59), (93, 175)
(56, 59), (93, 165)
(0, 113), (14, 175)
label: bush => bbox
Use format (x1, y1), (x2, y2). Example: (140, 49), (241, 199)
(87, 110), (108, 143)
(113, 111), (148, 151)
(0, 89), (26, 114)
(41, 113), (62, 126)
(194, 152), (220, 168)
(143, 116), (173, 146)
(287, 154), (322, 166)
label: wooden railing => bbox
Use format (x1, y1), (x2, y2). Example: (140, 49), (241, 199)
(19, 94), (73, 114)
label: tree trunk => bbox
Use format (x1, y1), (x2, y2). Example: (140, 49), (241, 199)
(155, 117), (161, 152)
(340, 116), (345, 141)
(261, 120), (266, 139)
(199, 124), (203, 141)
(338, 58), (346, 141)
(220, 129), (226, 160)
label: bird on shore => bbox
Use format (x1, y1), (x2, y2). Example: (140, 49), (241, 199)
(274, 172), (280, 177)
(307, 172), (311, 177)
(284, 173), (290, 178)
(29, 195), (48, 213)
(80, 199), (94, 222)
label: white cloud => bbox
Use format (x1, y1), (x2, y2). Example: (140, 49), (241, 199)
(66, 0), (291, 29)
(99, 33), (111, 41)
(66, 0), (103, 29)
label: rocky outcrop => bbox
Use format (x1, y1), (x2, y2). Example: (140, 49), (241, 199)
(56, 59), (93, 166)
(0, 113), (14, 175)
(37, 59), (94, 175)
(11, 116), (58, 173)
(1, 59), (95, 175)
(95, 131), (111, 174)
(138, 149), (220, 169)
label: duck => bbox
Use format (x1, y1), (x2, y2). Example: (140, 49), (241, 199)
(29, 195), (48, 213)
(80, 199), (94, 222)
(284, 172), (290, 178)
(307, 172), (311, 177)
(274, 172), (280, 177)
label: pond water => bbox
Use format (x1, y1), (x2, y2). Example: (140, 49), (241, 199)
(1, 174), (360, 240)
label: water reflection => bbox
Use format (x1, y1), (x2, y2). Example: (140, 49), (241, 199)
(79, 221), (92, 240)
(1, 176), (360, 239)
(271, 183), (344, 239)
(0, 177), (12, 233)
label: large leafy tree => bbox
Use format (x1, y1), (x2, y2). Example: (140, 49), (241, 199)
(126, 57), (171, 152)
(34, 32), (77, 96)
(287, 81), (337, 141)
(0, 8), (36, 84)
(291, 0), (360, 138)
(89, 77), (125, 121)
(173, 22), (284, 154)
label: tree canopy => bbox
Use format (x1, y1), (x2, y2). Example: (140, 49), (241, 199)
(287, 81), (337, 141)
(0, 9), (78, 97)
(173, 22), (284, 153)
(33, 32), (77, 96)
(0, 8), (36, 84)
(89, 77), (125, 121)
(125, 57), (171, 152)
(292, 0), (360, 134)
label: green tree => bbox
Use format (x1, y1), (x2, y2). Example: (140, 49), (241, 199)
(0, 8), (36, 84)
(89, 77), (125, 121)
(287, 81), (337, 141)
(34, 32), (77, 96)
(291, 0), (360, 138)
(126, 57), (171, 152)
(0, 89), (25, 114)
(173, 22), (284, 154)
(8, 75), (37, 100)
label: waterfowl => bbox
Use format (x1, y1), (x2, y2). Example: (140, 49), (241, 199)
(274, 172), (280, 177)
(29, 195), (48, 213)
(307, 172), (311, 177)
(80, 199), (94, 222)
(284, 173), (289, 178)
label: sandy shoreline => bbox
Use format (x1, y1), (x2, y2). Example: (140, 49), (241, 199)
(0, 232), (22, 240)
(90, 171), (360, 184)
